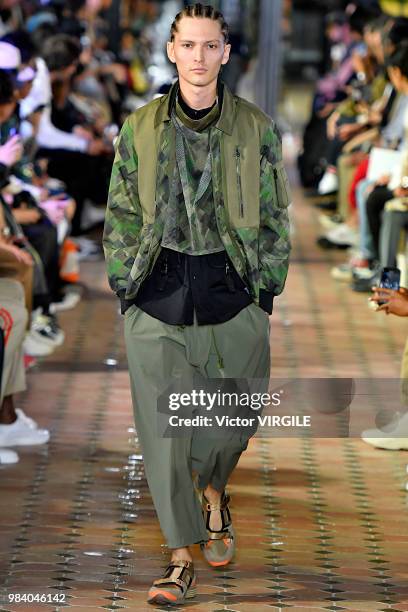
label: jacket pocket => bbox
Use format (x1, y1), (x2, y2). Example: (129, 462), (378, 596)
(272, 161), (291, 208)
(207, 252), (238, 293)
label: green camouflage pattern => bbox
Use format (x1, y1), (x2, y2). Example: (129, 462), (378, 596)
(103, 86), (291, 305)
(161, 108), (224, 255)
(103, 117), (143, 297)
(258, 122), (291, 296)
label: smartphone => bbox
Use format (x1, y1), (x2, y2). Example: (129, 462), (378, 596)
(378, 267), (401, 305)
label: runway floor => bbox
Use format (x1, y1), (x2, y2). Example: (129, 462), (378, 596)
(1, 184), (408, 611)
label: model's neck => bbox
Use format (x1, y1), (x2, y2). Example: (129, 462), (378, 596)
(178, 75), (218, 110)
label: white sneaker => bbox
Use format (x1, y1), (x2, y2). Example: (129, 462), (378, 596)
(73, 236), (101, 261)
(80, 200), (106, 231)
(353, 266), (378, 280)
(0, 418), (50, 447)
(362, 412), (408, 450)
(50, 292), (81, 313)
(318, 213), (343, 231)
(331, 253), (370, 281)
(318, 171), (339, 195)
(0, 448), (19, 464)
(331, 263), (353, 281)
(15, 408), (38, 430)
(326, 224), (358, 247)
(31, 314), (65, 347)
(23, 332), (54, 357)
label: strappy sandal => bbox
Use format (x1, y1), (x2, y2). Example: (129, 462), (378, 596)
(200, 491), (235, 567)
(147, 559), (196, 606)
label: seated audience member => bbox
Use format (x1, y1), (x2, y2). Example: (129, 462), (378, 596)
(360, 44), (408, 283)
(362, 286), (408, 449)
(20, 33), (113, 234)
(0, 37), (82, 304)
(298, 7), (372, 188)
(314, 6), (369, 115)
(322, 29), (408, 271)
(318, 15), (390, 196)
(0, 69), (65, 355)
(0, 277), (50, 465)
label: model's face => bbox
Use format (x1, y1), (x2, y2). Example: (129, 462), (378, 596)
(167, 17), (231, 88)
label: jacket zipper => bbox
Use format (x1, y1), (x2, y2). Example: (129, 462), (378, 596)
(273, 164), (289, 204)
(215, 140), (252, 298)
(273, 166), (279, 202)
(235, 147), (244, 218)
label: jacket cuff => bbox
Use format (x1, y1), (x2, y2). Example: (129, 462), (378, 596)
(259, 289), (275, 314)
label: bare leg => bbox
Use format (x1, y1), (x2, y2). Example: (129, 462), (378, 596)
(0, 396), (17, 425)
(170, 547), (193, 563)
(204, 483), (222, 530)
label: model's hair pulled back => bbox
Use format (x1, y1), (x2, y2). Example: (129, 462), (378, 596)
(170, 3), (229, 43)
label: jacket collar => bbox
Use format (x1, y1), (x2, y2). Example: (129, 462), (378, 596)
(154, 78), (236, 135)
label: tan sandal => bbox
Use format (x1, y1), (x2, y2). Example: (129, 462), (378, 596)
(147, 559), (196, 606)
(200, 491), (235, 567)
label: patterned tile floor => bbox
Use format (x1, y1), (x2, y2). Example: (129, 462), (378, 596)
(1, 183), (408, 612)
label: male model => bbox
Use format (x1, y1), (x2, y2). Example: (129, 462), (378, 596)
(104, 3), (291, 605)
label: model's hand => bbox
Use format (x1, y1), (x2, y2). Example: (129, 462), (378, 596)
(370, 286), (408, 316)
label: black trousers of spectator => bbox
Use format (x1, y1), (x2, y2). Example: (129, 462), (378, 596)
(327, 118), (358, 167)
(37, 148), (112, 235)
(366, 186), (394, 260)
(24, 220), (61, 306)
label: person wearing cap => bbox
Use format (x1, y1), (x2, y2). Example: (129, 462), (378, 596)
(1, 31), (38, 104)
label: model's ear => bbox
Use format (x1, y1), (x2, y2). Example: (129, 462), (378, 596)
(221, 43), (231, 66)
(167, 41), (176, 64)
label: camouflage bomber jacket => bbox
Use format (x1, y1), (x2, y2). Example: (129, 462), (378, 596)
(103, 80), (291, 309)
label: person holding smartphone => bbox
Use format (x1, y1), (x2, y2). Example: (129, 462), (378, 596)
(362, 285), (408, 449)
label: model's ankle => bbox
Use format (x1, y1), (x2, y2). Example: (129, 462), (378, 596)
(204, 484), (222, 504)
(171, 547), (193, 563)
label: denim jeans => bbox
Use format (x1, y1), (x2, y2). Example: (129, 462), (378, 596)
(356, 178), (375, 260)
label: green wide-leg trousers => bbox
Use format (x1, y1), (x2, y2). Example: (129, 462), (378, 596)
(124, 302), (270, 549)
